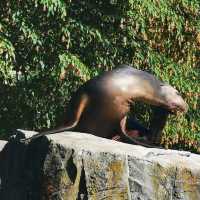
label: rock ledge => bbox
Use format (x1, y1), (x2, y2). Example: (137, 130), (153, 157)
(0, 130), (200, 200)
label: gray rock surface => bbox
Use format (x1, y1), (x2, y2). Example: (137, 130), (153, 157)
(0, 140), (7, 151)
(0, 130), (200, 200)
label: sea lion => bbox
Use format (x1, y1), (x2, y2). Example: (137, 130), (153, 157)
(21, 64), (188, 147)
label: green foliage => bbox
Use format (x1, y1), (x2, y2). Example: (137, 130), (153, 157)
(0, 0), (199, 151)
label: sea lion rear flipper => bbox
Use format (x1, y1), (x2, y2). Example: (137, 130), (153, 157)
(21, 94), (89, 143)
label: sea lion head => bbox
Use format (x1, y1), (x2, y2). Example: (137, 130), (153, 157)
(160, 84), (188, 114)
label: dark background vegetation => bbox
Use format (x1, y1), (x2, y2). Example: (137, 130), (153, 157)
(0, 0), (199, 151)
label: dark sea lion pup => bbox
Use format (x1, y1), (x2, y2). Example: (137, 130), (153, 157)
(21, 64), (188, 147)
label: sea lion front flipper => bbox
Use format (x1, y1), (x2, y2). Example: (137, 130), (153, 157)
(119, 116), (161, 148)
(149, 107), (170, 145)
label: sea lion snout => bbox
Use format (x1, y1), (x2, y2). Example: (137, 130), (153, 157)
(160, 85), (188, 114)
(168, 100), (188, 114)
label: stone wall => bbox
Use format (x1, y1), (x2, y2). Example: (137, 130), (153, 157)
(0, 130), (200, 200)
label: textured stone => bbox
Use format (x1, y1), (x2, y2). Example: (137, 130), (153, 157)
(0, 130), (200, 200)
(0, 140), (7, 152)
